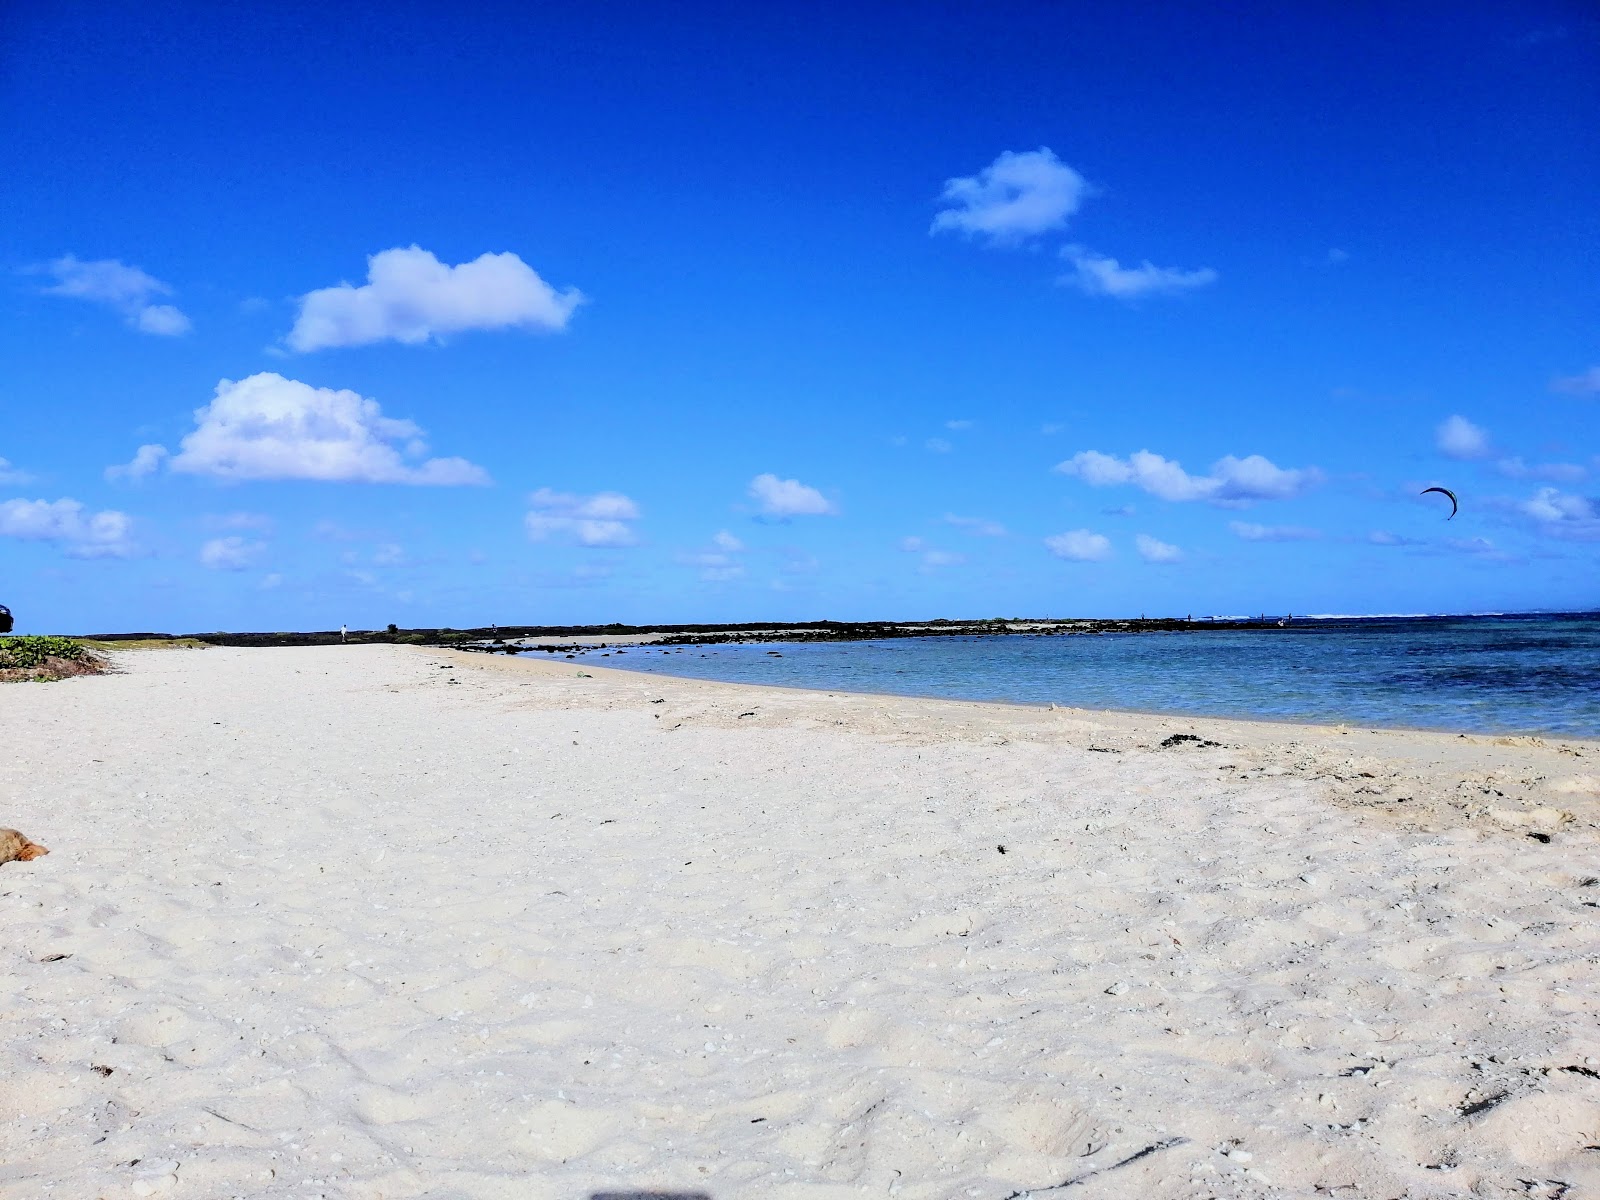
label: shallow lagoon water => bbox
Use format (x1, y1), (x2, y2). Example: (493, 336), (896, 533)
(583, 613), (1600, 738)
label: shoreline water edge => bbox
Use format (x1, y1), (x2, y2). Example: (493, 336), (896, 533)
(2, 644), (1597, 1197)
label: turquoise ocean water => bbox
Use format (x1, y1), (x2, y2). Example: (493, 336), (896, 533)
(571, 613), (1600, 738)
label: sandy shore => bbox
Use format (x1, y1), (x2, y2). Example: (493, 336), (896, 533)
(2, 645), (1597, 1199)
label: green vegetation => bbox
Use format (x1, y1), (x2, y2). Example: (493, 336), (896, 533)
(77, 637), (209, 651)
(0, 636), (88, 669)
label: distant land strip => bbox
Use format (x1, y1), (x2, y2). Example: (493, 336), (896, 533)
(77, 614), (1349, 650)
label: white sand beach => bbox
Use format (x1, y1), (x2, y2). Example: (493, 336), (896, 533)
(2, 644), (1598, 1200)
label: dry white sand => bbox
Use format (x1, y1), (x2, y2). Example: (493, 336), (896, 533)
(2, 644), (1598, 1200)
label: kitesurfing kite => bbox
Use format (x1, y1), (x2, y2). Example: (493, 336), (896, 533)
(1420, 486), (1458, 519)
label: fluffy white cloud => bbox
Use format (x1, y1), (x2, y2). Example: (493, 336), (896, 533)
(286, 246), (583, 351)
(1435, 415), (1491, 460)
(711, 529), (744, 552)
(1230, 521), (1322, 542)
(0, 458), (34, 485)
(748, 473), (836, 517)
(1520, 487), (1599, 538)
(526, 488), (641, 547)
(1045, 529), (1112, 562)
(40, 255), (191, 335)
(1056, 449), (1316, 504)
(1135, 533), (1182, 563)
(160, 373), (489, 485)
(1551, 367), (1600, 396)
(199, 536), (266, 570)
(0, 497), (135, 558)
(105, 443), (169, 482)
(931, 148), (1091, 244)
(944, 514), (1007, 537)
(1059, 245), (1218, 299)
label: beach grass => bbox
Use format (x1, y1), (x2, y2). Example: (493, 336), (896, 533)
(77, 637), (210, 651)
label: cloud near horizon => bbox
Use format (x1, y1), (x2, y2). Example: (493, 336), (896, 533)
(1056, 448), (1317, 505)
(200, 535), (267, 570)
(1520, 487), (1599, 539)
(1059, 245), (1218, 299)
(748, 473), (836, 517)
(0, 497), (136, 558)
(150, 373), (490, 485)
(1044, 529), (1112, 562)
(1230, 521), (1322, 542)
(525, 488), (642, 547)
(286, 246), (583, 351)
(931, 148), (1091, 244)
(1135, 533), (1183, 563)
(40, 255), (191, 335)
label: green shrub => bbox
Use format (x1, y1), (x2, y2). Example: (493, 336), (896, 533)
(0, 636), (88, 669)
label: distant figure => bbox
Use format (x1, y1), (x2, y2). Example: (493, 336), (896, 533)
(340, 624), (347, 643)
(0, 604), (11, 634)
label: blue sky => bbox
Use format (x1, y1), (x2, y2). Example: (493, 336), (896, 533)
(2, 2), (1596, 632)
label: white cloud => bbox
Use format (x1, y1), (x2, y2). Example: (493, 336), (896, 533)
(286, 246), (583, 351)
(105, 443), (169, 482)
(1551, 367), (1600, 396)
(0, 458), (34, 485)
(1369, 530), (1423, 546)
(931, 148), (1091, 244)
(1045, 529), (1112, 562)
(200, 535), (266, 570)
(748, 473), (836, 517)
(945, 419), (975, 431)
(1056, 448), (1317, 504)
(1435, 415), (1491, 460)
(204, 511), (275, 532)
(944, 514), (1007, 537)
(40, 255), (191, 335)
(1135, 533), (1183, 563)
(680, 530), (747, 581)
(1230, 521), (1322, 542)
(1444, 535), (1518, 562)
(1520, 486), (1600, 539)
(898, 536), (962, 571)
(161, 373), (489, 485)
(526, 487), (641, 547)
(0, 497), (136, 558)
(1496, 456), (1586, 483)
(924, 437), (952, 454)
(1059, 245), (1218, 299)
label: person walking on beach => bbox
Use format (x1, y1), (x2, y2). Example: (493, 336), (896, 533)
(340, 624), (347, 643)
